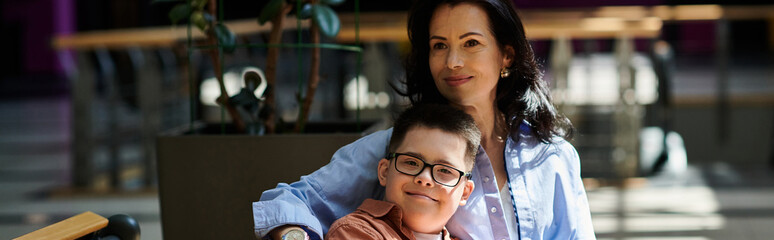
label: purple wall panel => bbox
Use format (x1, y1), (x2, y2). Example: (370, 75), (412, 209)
(3, 0), (74, 74)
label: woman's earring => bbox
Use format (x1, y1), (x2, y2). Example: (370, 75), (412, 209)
(500, 67), (511, 78)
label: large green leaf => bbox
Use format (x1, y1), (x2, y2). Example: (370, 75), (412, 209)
(311, 4), (340, 38)
(169, 3), (192, 25)
(258, 0), (283, 25)
(215, 23), (236, 53)
(298, 3), (313, 20)
(190, 11), (209, 32)
(321, 0), (346, 6)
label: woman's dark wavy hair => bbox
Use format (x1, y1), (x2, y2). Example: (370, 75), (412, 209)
(398, 0), (573, 143)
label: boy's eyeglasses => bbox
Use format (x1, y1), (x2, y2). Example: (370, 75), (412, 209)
(387, 152), (472, 187)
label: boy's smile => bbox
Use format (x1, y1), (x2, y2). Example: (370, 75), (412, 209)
(405, 189), (437, 202)
(378, 126), (475, 234)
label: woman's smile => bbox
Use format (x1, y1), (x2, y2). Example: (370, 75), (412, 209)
(443, 75), (473, 87)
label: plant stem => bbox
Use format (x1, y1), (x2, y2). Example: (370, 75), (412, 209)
(264, 2), (292, 134)
(295, 19), (320, 133)
(208, 0), (245, 132)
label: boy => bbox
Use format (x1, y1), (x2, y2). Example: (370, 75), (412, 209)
(326, 104), (481, 240)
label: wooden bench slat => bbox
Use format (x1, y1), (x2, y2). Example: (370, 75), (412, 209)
(14, 211), (109, 240)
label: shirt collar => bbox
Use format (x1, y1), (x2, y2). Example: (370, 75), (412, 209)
(357, 199), (412, 238)
(357, 199), (456, 240)
(357, 198), (401, 218)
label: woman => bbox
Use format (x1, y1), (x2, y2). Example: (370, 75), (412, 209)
(253, 0), (595, 239)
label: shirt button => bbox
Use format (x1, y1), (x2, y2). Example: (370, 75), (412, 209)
(484, 177), (490, 182)
(490, 207), (497, 213)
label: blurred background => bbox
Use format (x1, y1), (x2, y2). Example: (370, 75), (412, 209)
(2, 0), (773, 239)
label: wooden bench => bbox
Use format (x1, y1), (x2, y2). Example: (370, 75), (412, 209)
(14, 211), (108, 240)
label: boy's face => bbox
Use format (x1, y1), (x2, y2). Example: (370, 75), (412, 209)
(378, 126), (475, 234)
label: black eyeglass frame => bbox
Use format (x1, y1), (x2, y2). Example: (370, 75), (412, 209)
(387, 152), (472, 187)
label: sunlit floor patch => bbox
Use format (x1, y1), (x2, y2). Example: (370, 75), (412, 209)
(588, 174), (726, 239)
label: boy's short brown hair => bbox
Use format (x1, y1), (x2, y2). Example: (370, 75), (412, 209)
(388, 104), (481, 169)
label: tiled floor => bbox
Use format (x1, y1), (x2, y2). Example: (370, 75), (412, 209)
(589, 167), (774, 240)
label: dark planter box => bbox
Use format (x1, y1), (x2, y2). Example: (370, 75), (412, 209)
(156, 123), (369, 239)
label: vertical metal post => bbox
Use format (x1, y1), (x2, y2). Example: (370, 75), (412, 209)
(550, 35), (578, 142)
(715, 19), (729, 145)
(770, 108), (774, 169)
(157, 48), (182, 129)
(651, 40), (674, 132)
(649, 40), (676, 174)
(94, 47), (120, 189)
(550, 35), (572, 105)
(71, 51), (96, 188)
(128, 47), (163, 188)
(613, 35), (640, 178)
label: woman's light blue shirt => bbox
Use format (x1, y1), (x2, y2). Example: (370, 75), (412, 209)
(253, 122), (595, 239)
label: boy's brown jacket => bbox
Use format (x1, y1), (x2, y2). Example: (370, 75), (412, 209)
(325, 199), (458, 240)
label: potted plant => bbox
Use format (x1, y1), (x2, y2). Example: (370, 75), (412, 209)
(154, 1), (371, 239)
(160, 0), (346, 133)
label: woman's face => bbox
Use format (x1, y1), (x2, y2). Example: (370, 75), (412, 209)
(429, 3), (512, 107)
